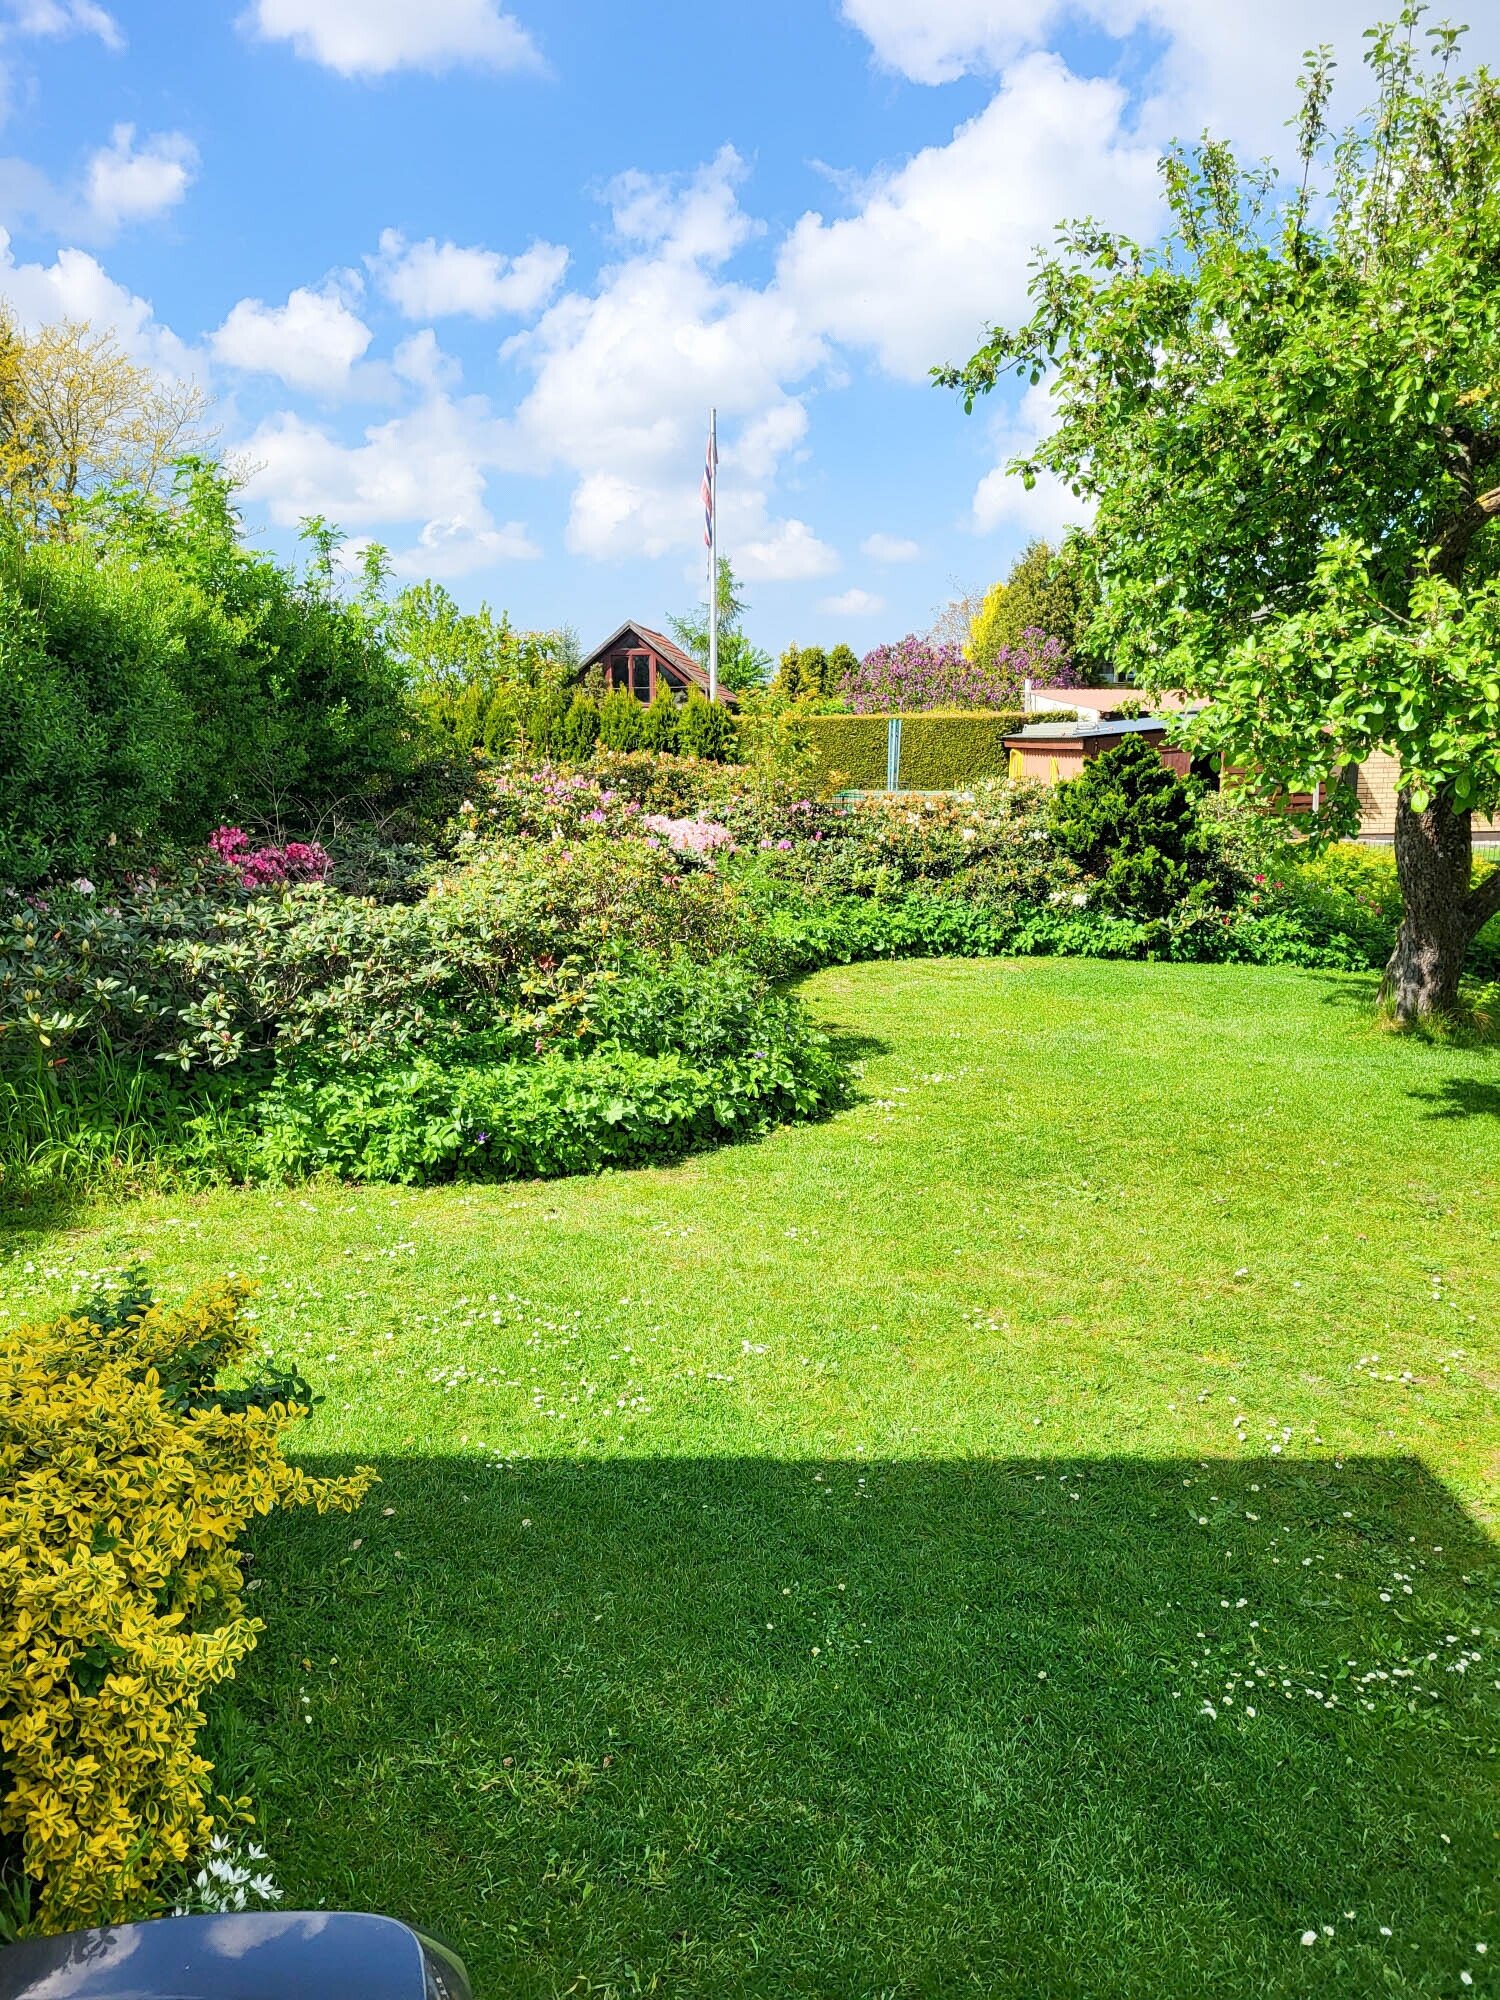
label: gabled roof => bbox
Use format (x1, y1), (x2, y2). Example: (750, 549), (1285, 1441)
(582, 619), (737, 703)
(583, 619), (707, 687)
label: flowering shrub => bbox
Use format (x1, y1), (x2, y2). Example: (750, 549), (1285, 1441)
(0, 1278), (374, 1933)
(838, 630), (1076, 713)
(0, 837), (752, 1082)
(641, 813), (735, 857)
(209, 828), (332, 890)
(0, 749), (1443, 1196)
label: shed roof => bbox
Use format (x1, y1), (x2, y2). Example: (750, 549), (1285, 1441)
(583, 620), (717, 695)
(1007, 715), (1174, 743)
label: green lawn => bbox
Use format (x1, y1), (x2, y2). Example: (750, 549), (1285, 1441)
(5, 959), (1499, 1998)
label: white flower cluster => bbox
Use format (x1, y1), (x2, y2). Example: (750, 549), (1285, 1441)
(174, 1834), (283, 1915)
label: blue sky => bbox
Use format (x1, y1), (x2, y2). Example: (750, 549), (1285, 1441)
(1, 0), (1496, 659)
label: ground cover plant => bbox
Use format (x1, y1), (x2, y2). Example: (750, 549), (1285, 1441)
(4, 957), (1496, 1994)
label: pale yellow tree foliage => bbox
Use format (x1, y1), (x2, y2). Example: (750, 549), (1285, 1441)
(0, 313), (213, 534)
(966, 579), (1008, 668)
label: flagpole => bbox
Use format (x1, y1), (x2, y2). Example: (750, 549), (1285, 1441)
(708, 406), (719, 704)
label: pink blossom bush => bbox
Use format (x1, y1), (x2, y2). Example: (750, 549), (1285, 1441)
(838, 629), (1077, 713)
(641, 813), (736, 857)
(209, 827), (332, 890)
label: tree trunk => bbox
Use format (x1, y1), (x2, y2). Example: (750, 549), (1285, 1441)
(1385, 788), (1487, 1020)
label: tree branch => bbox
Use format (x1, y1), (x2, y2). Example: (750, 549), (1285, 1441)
(1466, 859), (1500, 938)
(1433, 484), (1500, 580)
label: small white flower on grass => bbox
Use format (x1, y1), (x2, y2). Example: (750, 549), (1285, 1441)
(1300, 1931), (1318, 1946)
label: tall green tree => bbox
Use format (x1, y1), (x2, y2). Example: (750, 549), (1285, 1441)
(939, 10), (1500, 1021)
(968, 537), (1100, 674)
(668, 555), (772, 693)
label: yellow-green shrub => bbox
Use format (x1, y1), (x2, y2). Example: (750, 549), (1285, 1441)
(0, 1280), (375, 1934)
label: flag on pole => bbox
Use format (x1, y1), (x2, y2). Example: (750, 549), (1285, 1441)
(705, 410), (719, 703)
(701, 423), (717, 548)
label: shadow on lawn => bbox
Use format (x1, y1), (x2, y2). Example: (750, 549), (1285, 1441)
(806, 1020), (892, 1068)
(1411, 1077), (1500, 1120)
(223, 1452), (1499, 1999)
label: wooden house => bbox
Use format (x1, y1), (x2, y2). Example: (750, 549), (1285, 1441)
(580, 621), (733, 705)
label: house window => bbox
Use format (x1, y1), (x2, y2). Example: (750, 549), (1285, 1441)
(631, 653), (652, 700)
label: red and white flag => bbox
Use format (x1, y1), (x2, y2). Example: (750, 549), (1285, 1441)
(702, 421), (717, 548)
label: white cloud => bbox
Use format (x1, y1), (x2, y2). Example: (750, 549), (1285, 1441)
(840, 0), (1042, 84)
(504, 148), (832, 566)
(244, 0), (542, 77)
(820, 586), (885, 616)
(841, 2), (1500, 151)
(211, 283), (373, 395)
(239, 392), (539, 575)
(372, 228), (566, 319)
(394, 513), (540, 577)
(84, 124), (196, 230)
(971, 377), (1089, 542)
(778, 53), (1160, 380)
(739, 519), (839, 582)
(392, 328), (461, 392)
(0, 122), (197, 240)
(4, 0), (121, 48)
(0, 225), (192, 373)
(862, 531), (919, 562)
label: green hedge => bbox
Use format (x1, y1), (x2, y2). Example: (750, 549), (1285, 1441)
(804, 710), (1077, 792)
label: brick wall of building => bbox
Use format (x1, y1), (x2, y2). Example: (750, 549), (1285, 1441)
(1354, 752), (1500, 842)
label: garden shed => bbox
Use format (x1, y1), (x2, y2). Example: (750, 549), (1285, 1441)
(1003, 715), (1194, 786)
(581, 621), (732, 704)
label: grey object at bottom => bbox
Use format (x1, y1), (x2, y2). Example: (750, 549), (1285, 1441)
(0, 1911), (473, 2000)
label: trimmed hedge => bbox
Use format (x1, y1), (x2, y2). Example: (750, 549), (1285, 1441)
(803, 710), (1076, 793)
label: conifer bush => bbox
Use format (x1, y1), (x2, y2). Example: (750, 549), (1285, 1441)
(1046, 735), (1214, 916)
(639, 689), (681, 754)
(598, 688), (643, 752)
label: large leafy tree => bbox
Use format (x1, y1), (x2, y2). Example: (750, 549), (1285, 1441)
(939, 10), (1500, 1020)
(969, 535), (1101, 677)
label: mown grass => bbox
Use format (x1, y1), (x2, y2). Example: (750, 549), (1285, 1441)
(4, 958), (1498, 1997)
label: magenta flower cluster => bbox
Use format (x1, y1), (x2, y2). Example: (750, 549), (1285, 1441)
(209, 826), (332, 889)
(837, 629), (1076, 714)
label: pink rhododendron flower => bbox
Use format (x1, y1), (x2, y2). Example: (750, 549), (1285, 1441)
(209, 827), (332, 890)
(642, 813), (735, 856)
